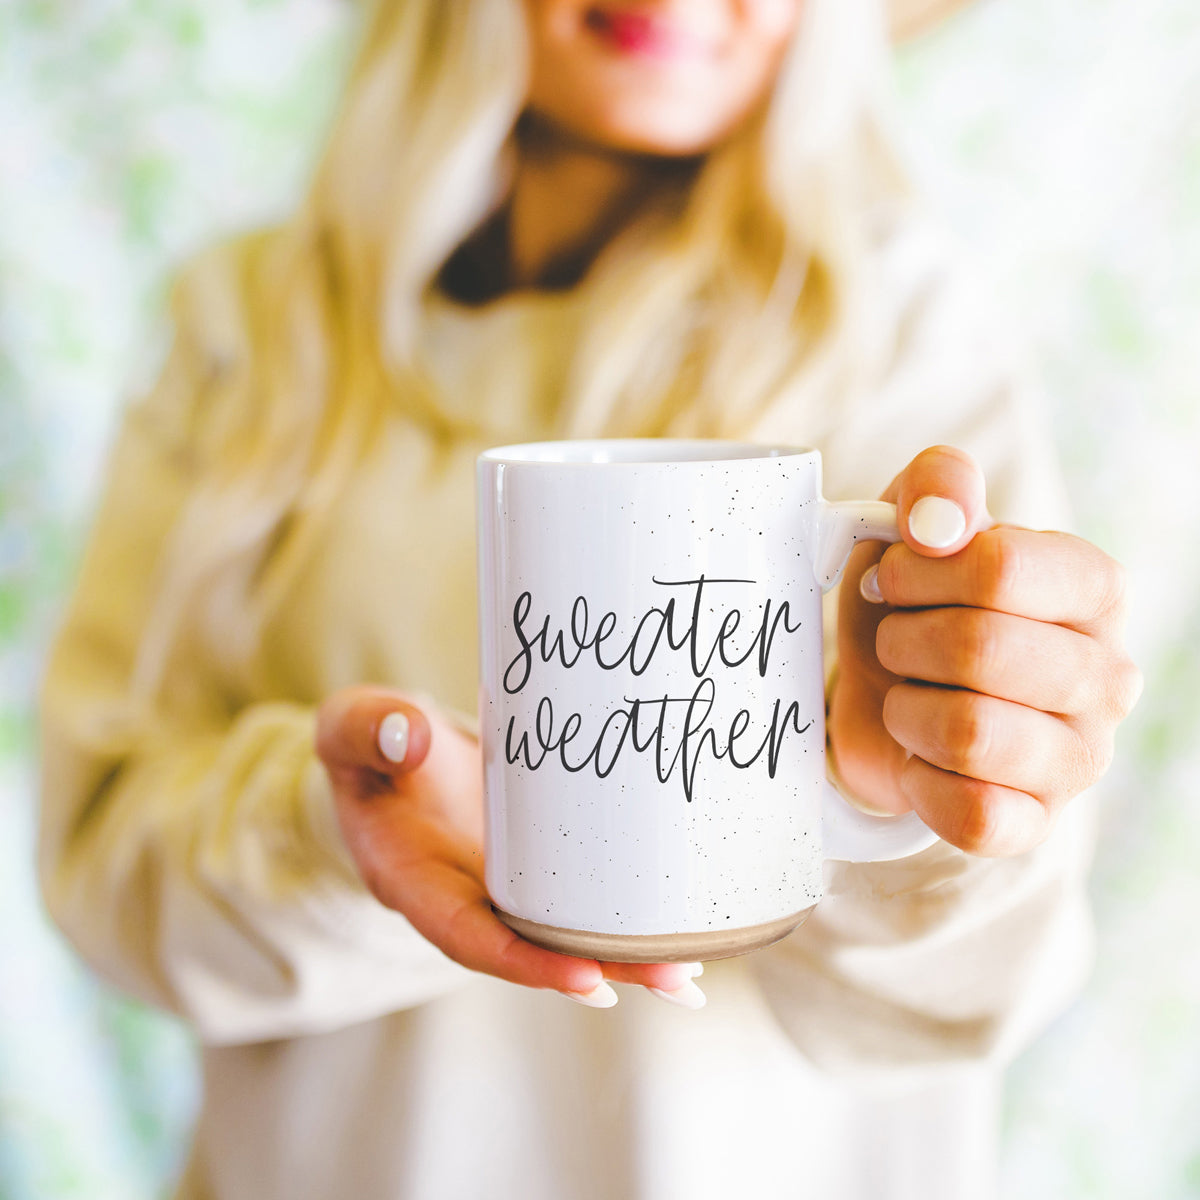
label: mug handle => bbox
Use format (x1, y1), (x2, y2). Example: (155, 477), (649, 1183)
(815, 499), (940, 863)
(821, 781), (938, 862)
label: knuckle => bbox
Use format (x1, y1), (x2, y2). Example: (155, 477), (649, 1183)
(1060, 640), (1142, 723)
(1072, 650), (1142, 723)
(974, 529), (1023, 611)
(1075, 725), (1115, 790)
(914, 444), (978, 475)
(1062, 715), (1109, 788)
(1058, 670), (1097, 719)
(1113, 656), (1145, 719)
(314, 711), (341, 765)
(876, 547), (906, 602)
(315, 687), (366, 765)
(1098, 555), (1130, 622)
(948, 783), (1004, 855)
(1094, 732), (1117, 779)
(494, 930), (532, 980)
(940, 693), (993, 774)
(357, 767), (399, 800)
(874, 613), (904, 672)
(955, 609), (1002, 688)
(1056, 643), (1103, 716)
(440, 900), (483, 971)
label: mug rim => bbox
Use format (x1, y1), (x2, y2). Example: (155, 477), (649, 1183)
(478, 438), (817, 466)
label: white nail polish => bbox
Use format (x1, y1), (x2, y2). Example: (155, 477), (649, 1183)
(859, 565), (884, 604)
(687, 962), (704, 977)
(562, 982), (619, 1008)
(908, 496), (966, 549)
(378, 712), (410, 764)
(647, 980), (707, 1010)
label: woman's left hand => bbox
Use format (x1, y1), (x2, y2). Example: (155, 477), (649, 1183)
(828, 445), (1143, 857)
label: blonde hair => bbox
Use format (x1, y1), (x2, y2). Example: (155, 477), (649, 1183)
(133, 0), (907, 701)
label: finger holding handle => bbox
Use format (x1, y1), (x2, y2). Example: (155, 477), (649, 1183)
(894, 443), (991, 554)
(829, 446), (994, 824)
(857, 444), (992, 602)
(815, 449), (992, 860)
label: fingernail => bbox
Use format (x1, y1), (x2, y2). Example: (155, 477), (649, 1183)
(562, 982), (619, 1008)
(646, 980), (707, 1010)
(687, 962), (704, 977)
(378, 712), (410, 764)
(859, 565), (884, 604)
(908, 496), (966, 549)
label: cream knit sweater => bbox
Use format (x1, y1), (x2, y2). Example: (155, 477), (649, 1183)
(39, 214), (1095, 1200)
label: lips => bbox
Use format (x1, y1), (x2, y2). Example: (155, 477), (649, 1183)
(583, 6), (694, 57)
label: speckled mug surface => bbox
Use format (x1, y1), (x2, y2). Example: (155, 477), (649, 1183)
(476, 440), (936, 962)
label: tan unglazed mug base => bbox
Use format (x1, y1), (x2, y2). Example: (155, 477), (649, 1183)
(493, 905), (818, 964)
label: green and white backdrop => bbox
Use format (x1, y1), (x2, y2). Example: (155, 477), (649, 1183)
(2, 1), (1197, 1196)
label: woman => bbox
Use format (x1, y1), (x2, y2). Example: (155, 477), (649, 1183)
(38, 2), (1139, 1197)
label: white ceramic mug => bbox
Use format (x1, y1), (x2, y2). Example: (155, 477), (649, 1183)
(476, 439), (938, 963)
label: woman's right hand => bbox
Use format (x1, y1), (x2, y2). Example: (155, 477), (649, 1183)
(315, 686), (705, 1008)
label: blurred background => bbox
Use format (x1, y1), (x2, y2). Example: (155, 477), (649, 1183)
(2, 1), (1198, 1196)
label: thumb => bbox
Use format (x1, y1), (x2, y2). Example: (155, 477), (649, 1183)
(884, 445), (991, 557)
(315, 686), (433, 777)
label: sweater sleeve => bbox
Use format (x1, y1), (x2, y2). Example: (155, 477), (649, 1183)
(747, 215), (1099, 1077)
(38, 322), (473, 1049)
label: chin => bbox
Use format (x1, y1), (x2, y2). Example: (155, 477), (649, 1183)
(566, 95), (741, 158)
(592, 124), (719, 157)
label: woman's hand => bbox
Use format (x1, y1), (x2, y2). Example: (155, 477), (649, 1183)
(315, 686), (705, 1008)
(829, 446), (1143, 857)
